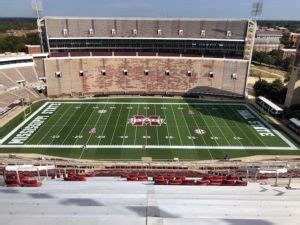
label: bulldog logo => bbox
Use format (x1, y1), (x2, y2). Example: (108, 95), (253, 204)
(128, 115), (166, 126)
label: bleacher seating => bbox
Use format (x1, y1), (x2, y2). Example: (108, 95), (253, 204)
(0, 64), (45, 116)
(16, 66), (39, 83)
(1, 68), (24, 83)
(45, 57), (248, 97)
(0, 71), (16, 89)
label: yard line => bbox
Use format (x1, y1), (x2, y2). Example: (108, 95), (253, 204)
(85, 103), (109, 145)
(245, 105), (297, 149)
(211, 106), (244, 147)
(170, 105), (183, 145)
(97, 103), (115, 145)
(133, 104), (140, 145)
(1, 144), (296, 150)
(35, 104), (75, 145)
(219, 105), (256, 146)
(194, 106), (219, 146)
(55, 101), (246, 106)
(154, 105), (160, 145)
(162, 104), (171, 146)
(122, 104), (132, 145)
(79, 147), (86, 159)
(25, 103), (67, 144)
(145, 103), (148, 146)
(179, 106), (196, 146)
(73, 104), (99, 145)
(43, 105), (80, 145)
(109, 104), (124, 145)
(203, 106), (231, 145)
(61, 104), (91, 145)
(189, 108), (214, 160)
(0, 102), (49, 145)
(226, 105), (269, 148)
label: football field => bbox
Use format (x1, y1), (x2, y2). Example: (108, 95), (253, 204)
(0, 100), (297, 160)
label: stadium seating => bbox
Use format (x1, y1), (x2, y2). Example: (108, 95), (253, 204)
(4, 173), (42, 187)
(45, 57), (248, 97)
(0, 64), (46, 115)
(1, 68), (24, 83)
(16, 66), (39, 83)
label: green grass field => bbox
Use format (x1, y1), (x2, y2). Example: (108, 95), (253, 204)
(0, 98), (298, 160)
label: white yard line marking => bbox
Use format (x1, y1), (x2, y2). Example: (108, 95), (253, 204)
(204, 106), (231, 145)
(1, 101), (297, 151)
(133, 104), (140, 145)
(179, 106), (196, 146)
(196, 107), (219, 146)
(0, 144), (296, 150)
(170, 105), (183, 145)
(61, 103), (91, 144)
(0, 102), (49, 144)
(154, 105), (160, 145)
(162, 104), (171, 146)
(189, 108), (214, 160)
(145, 103), (148, 146)
(122, 104), (132, 145)
(214, 106), (245, 147)
(74, 105), (99, 145)
(54, 101), (246, 106)
(221, 105), (257, 147)
(233, 106), (269, 149)
(85, 103), (109, 145)
(97, 103), (115, 145)
(36, 104), (75, 145)
(246, 105), (297, 149)
(109, 104), (124, 145)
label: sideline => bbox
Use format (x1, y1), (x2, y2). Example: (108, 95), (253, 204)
(0, 102), (49, 144)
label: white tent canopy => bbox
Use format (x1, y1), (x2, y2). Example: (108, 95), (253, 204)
(5, 165), (55, 172)
(239, 167), (287, 174)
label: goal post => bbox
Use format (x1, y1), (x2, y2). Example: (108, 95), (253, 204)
(22, 95), (32, 119)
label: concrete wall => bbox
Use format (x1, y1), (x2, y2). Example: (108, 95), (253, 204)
(44, 17), (248, 40)
(285, 39), (300, 108)
(45, 57), (248, 97)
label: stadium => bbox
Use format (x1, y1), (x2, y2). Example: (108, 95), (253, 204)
(0, 17), (298, 160)
(0, 13), (300, 225)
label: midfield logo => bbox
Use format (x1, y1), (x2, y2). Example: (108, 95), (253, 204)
(128, 115), (166, 126)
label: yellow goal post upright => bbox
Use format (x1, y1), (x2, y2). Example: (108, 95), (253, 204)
(22, 95), (32, 119)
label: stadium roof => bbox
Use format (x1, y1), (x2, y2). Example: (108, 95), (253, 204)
(42, 16), (252, 22)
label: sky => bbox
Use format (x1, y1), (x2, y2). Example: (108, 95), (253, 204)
(0, 0), (299, 20)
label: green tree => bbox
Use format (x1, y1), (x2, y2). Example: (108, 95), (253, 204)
(0, 33), (39, 53)
(253, 79), (287, 104)
(253, 79), (270, 96)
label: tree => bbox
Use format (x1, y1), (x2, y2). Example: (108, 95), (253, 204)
(253, 79), (270, 96)
(269, 79), (287, 104)
(280, 37), (294, 48)
(0, 33), (39, 53)
(253, 51), (267, 65)
(253, 79), (287, 104)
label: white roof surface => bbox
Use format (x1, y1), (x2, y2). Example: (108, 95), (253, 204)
(0, 177), (299, 225)
(290, 118), (300, 127)
(258, 96), (283, 111)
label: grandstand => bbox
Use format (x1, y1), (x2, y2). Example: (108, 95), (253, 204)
(39, 17), (256, 98)
(0, 169), (299, 225)
(0, 54), (46, 116)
